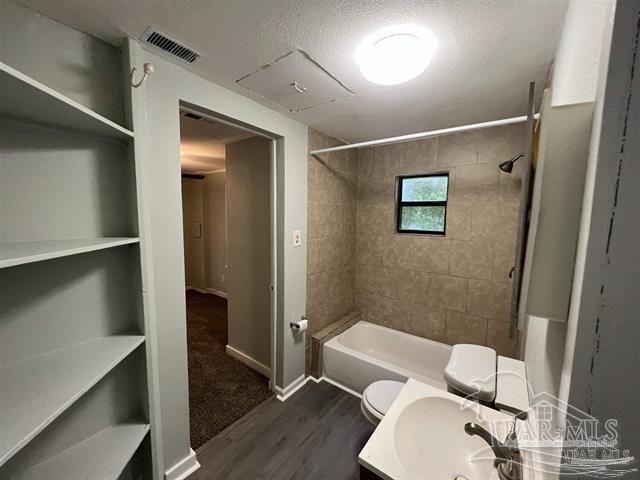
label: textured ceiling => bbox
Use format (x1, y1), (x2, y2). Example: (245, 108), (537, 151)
(16, 0), (567, 142)
(179, 114), (251, 174)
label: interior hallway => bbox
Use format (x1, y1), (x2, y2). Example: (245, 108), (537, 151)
(186, 290), (272, 449)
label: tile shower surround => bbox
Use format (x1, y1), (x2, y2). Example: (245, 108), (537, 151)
(306, 124), (524, 369)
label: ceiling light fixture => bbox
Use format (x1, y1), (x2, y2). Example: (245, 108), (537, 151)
(355, 25), (438, 86)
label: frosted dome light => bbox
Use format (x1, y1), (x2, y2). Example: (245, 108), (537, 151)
(356, 25), (437, 86)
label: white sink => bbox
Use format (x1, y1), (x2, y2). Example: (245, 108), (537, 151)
(359, 379), (520, 480)
(395, 397), (495, 479)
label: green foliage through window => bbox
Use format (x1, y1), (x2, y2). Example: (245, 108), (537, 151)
(397, 174), (448, 234)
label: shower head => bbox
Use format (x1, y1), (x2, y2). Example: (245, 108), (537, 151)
(499, 153), (525, 173)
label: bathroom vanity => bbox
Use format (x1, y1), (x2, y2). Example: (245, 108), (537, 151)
(358, 379), (529, 480)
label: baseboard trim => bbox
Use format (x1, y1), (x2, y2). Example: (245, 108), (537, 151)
(186, 285), (228, 299)
(206, 287), (228, 299)
(225, 345), (271, 378)
(185, 285), (206, 294)
(319, 376), (363, 399)
(165, 448), (200, 480)
(274, 374), (310, 401)
(273, 375), (362, 402)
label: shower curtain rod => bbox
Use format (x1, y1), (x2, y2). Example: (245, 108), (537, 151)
(309, 113), (540, 155)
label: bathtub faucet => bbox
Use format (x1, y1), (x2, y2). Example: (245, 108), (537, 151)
(464, 422), (521, 480)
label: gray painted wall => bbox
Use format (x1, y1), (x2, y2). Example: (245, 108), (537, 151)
(203, 172), (227, 295)
(125, 38), (308, 474)
(181, 177), (206, 289)
(522, 0), (615, 408)
(0, 0), (123, 123)
(2, 2), (308, 470)
(564, 0), (640, 468)
(226, 137), (272, 369)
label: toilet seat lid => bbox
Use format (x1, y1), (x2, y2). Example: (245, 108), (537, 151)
(444, 344), (497, 402)
(364, 380), (405, 415)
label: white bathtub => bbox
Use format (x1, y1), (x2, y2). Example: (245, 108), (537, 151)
(323, 321), (452, 393)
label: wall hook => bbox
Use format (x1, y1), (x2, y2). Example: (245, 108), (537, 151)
(130, 63), (154, 88)
(291, 81), (307, 93)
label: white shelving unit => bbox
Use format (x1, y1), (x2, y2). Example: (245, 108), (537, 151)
(19, 424), (150, 480)
(0, 237), (140, 269)
(0, 62), (134, 140)
(0, 336), (145, 465)
(0, 57), (152, 479)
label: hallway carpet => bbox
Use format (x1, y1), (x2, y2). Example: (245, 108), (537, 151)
(186, 290), (272, 450)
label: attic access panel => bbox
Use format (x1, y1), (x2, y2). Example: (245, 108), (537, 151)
(237, 50), (354, 112)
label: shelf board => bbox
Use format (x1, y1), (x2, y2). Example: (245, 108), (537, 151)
(0, 61), (134, 140)
(20, 423), (149, 480)
(0, 237), (140, 269)
(0, 336), (145, 466)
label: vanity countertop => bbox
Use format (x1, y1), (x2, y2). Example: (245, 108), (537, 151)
(358, 378), (530, 480)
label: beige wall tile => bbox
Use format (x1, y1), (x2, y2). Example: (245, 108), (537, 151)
(359, 144), (401, 177)
(486, 320), (518, 358)
(356, 263), (390, 295)
(307, 239), (318, 275)
(396, 268), (431, 305)
(308, 129), (338, 151)
(316, 239), (337, 271)
(467, 279), (511, 321)
(437, 124), (523, 169)
(355, 234), (384, 266)
(329, 148), (358, 180)
(308, 156), (320, 202)
(356, 293), (410, 330)
(399, 138), (437, 174)
(445, 201), (471, 240)
(492, 242), (516, 282)
(475, 124), (525, 165)
(409, 304), (446, 341)
(382, 235), (450, 274)
(450, 240), (493, 279)
(445, 311), (488, 345)
(437, 131), (479, 167)
(325, 203), (347, 239)
(307, 201), (326, 240)
(498, 165), (523, 203)
(371, 143), (401, 175)
(357, 202), (395, 235)
(309, 125), (524, 350)
(358, 148), (373, 175)
(307, 302), (332, 336)
(329, 292), (356, 324)
(453, 163), (499, 206)
(470, 203), (518, 245)
(306, 129), (358, 337)
(358, 174), (396, 205)
(306, 271), (327, 311)
(425, 274), (468, 312)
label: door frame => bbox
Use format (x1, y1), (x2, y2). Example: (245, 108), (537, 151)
(179, 103), (278, 385)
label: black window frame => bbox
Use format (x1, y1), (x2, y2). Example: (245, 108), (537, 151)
(396, 172), (450, 235)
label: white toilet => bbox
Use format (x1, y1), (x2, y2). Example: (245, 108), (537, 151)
(360, 344), (497, 425)
(360, 380), (405, 425)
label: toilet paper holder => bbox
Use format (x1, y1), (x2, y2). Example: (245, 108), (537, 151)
(290, 316), (308, 332)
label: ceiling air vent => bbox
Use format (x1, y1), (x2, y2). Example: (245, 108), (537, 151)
(141, 27), (201, 64)
(182, 112), (203, 120)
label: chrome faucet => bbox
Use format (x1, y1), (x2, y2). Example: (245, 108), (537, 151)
(464, 422), (522, 480)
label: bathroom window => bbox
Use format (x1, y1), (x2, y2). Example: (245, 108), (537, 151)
(396, 173), (449, 235)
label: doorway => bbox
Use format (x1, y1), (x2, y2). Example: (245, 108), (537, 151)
(179, 109), (274, 450)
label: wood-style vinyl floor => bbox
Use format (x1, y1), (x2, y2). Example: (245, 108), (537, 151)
(191, 380), (375, 480)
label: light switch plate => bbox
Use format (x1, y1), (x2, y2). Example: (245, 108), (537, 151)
(191, 222), (202, 238)
(292, 230), (302, 247)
